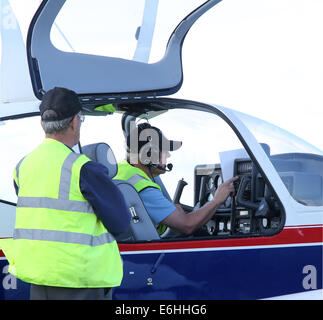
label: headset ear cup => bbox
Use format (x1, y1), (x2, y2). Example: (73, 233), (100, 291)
(139, 143), (151, 165)
(150, 145), (160, 164)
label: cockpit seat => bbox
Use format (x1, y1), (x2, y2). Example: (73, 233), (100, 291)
(82, 142), (160, 242)
(82, 142), (118, 177)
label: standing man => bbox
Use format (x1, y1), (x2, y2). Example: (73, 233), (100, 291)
(10, 87), (130, 300)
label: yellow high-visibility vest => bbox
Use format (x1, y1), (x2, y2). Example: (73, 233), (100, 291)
(114, 160), (162, 192)
(10, 138), (123, 288)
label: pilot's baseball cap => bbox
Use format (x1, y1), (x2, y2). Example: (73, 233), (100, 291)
(127, 122), (182, 153)
(39, 87), (83, 121)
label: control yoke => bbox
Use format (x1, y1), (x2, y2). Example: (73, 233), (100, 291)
(235, 175), (270, 218)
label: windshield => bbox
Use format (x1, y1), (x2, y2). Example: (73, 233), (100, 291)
(235, 109), (323, 156)
(235, 109), (323, 207)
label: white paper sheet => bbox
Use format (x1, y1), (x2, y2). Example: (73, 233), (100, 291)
(219, 148), (249, 182)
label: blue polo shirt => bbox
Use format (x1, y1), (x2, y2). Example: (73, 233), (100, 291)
(139, 187), (176, 224)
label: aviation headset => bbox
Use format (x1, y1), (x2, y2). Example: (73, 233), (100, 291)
(126, 122), (173, 172)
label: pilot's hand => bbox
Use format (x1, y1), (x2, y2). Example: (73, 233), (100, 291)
(174, 204), (185, 214)
(213, 176), (239, 206)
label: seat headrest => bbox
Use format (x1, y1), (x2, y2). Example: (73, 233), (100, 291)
(82, 143), (117, 178)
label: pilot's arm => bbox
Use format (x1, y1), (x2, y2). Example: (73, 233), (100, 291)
(161, 176), (238, 235)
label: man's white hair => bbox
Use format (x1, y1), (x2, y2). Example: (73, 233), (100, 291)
(41, 110), (80, 134)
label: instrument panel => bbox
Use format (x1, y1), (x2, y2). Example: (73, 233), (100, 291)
(193, 158), (283, 237)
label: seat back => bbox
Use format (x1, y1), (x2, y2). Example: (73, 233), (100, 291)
(82, 142), (160, 241)
(113, 180), (160, 241)
(82, 142), (118, 178)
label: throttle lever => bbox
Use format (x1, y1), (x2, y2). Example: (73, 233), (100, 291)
(173, 178), (188, 204)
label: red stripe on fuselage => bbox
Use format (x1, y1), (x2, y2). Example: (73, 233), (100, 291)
(118, 226), (323, 252)
(1, 226), (322, 258)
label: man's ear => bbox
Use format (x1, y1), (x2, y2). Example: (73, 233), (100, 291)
(70, 115), (78, 131)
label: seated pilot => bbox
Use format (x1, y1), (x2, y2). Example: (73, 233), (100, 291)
(114, 122), (237, 235)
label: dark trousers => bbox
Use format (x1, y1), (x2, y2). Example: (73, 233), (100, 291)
(30, 283), (112, 300)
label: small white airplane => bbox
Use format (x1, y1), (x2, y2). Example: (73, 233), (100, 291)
(0, 0), (322, 300)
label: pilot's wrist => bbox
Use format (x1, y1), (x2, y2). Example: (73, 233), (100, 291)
(211, 198), (221, 210)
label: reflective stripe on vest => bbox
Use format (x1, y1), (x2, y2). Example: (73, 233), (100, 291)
(126, 174), (150, 187)
(17, 197), (93, 213)
(14, 157), (25, 188)
(13, 228), (115, 246)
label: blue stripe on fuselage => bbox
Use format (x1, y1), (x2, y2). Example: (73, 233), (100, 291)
(116, 245), (322, 300)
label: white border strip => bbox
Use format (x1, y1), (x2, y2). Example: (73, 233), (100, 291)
(285, 225), (323, 229)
